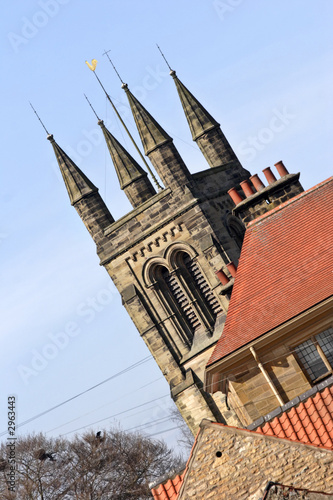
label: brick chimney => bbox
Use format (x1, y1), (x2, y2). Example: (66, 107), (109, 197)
(227, 161), (304, 225)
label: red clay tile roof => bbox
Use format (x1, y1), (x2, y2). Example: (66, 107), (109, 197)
(208, 177), (333, 366)
(151, 473), (184, 500)
(151, 431), (202, 500)
(256, 383), (333, 448)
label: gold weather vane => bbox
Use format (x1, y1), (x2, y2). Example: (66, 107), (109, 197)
(85, 55), (162, 191)
(29, 102), (50, 135)
(85, 59), (98, 71)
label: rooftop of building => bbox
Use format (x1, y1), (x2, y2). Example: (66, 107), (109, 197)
(151, 377), (333, 499)
(207, 176), (333, 367)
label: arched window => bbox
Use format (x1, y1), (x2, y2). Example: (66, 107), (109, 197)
(154, 265), (199, 346)
(161, 267), (201, 334)
(226, 215), (246, 249)
(181, 253), (222, 320)
(145, 245), (224, 349)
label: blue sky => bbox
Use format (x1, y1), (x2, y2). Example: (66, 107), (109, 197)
(1, 1), (332, 449)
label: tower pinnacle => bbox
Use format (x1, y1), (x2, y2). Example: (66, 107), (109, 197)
(47, 134), (114, 251)
(87, 62), (162, 191)
(170, 70), (242, 170)
(98, 120), (156, 208)
(123, 84), (192, 189)
(170, 71), (220, 142)
(122, 84), (172, 156)
(47, 134), (97, 205)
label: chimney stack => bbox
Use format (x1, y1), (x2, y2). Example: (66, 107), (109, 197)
(275, 160), (289, 178)
(240, 180), (255, 198)
(215, 268), (230, 285)
(228, 187), (244, 205)
(227, 262), (237, 278)
(250, 174), (265, 192)
(262, 167), (277, 185)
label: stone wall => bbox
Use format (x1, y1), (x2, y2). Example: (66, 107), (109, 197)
(97, 165), (252, 434)
(178, 420), (333, 500)
(227, 344), (311, 426)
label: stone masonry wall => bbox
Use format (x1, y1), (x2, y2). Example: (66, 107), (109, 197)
(178, 421), (333, 500)
(218, 343), (312, 426)
(97, 166), (251, 434)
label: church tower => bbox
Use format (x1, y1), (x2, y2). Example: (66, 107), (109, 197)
(47, 70), (294, 434)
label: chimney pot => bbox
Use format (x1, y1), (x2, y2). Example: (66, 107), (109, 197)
(215, 268), (230, 286)
(240, 180), (255, 198)
(262, 167), (277, 185)
(274, 160), (289, 177)
(249, 174), (265, 192)
(226, 262), (237, 278)
(227, 187), (244, 206)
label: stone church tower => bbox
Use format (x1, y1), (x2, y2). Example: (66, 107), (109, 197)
(47, 70), (301, 434)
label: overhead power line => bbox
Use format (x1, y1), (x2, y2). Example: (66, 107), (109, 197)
(60, 394), (169, 437)
(0, 355), (152, 438)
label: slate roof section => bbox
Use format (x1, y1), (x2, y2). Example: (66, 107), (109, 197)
(207, 176), (333, 366)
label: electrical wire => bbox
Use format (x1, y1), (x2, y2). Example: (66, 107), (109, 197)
(0, 355), (152, 438)
(59, 394), (170, 437)
(54, 369), (298, 439)
(46, 376), (164, 433)
(1, 342), (324, 440)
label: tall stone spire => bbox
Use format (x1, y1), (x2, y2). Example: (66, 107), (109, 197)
(48, 134), (98, 205)
(170, 70), (241, 170)
(98, 120), (156, 208)
(122, 83), (192, 190)
(123, 84), (172, 155)
(48, 134), (114, 248)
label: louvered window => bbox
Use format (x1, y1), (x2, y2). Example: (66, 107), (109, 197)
(183, 255), (222, 319)
(161, 268), (201, 333)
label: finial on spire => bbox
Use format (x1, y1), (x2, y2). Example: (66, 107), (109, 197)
(84, 94), (100, 121)
(102, 49), (124, 84)
(29, 102), (50, 135)
(86, 60), (162, 191)
(156, 44), (175, 75)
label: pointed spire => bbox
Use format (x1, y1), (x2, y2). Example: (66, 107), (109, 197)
(169, 70), (242, 170)
(122, 83), (192, 190)
(98, 120), (156, 207)
(170, 71), (220, 141)
(47, 134), (97, 205)
(122, 83), (172, 155)
(47, 133), (114, 252)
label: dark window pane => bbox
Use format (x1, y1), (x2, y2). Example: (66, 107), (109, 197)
(317, 328), (333, 368)
(295, 339), (327, 382)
